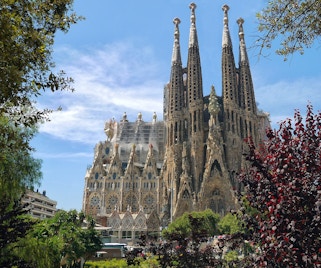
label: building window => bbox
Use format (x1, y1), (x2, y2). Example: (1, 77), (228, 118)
(122, 231), (131, 239)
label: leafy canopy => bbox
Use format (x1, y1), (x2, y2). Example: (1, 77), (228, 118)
(0, 197), (37, 268)
(256, 0), (321, 58)
(16, 210), (102, 268)
(0, 115), (42, 200)
(239, 104), (321, 267)
(158, 210), (220, 268)
(163, 209), (220, 239)
(218, 213), (242, 235)
(0, 1), (81, 267)
(0, 0), (82, 126)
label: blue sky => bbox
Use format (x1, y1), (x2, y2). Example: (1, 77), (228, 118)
(31, 0), (321, 211)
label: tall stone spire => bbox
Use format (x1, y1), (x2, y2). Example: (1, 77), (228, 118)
(166, 17), (185, 145)
(221, 4), (238, 106)
(171, 18), (182, 65)
(221, 4), (241, 172)
(237, 18), (256, 114)
(186, 2), (204, 193)
(162, 17), (186, 225)
(237, 18), (257, 142)
(188, 3), (198, 48)
(238, 18), (249, 64)
(222, 4), (232, 48)
(187, 2), (203, 107)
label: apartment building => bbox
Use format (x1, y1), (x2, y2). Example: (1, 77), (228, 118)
(22, 189), (57, 219)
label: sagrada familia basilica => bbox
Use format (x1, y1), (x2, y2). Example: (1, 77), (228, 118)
(82, 3), (270, 240)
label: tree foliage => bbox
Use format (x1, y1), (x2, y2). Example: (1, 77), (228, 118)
(16, 210), (102, 268)
(0, 116), (42, 201)
(153, 210), (222, 267)
(0, 1), (84, 267)
(238, 104), (321, 266)
(218, 212), (242, 235)
(0, 0), (81, 195)
(256, 0), (321, 58)
(0, 2), (81, 265)
(163, 209), (220, 239)
(0, 117), (42, 268)
(0, 196), (36, 268)
(136, 210), (252, 267)
(0, 0), (82, 126)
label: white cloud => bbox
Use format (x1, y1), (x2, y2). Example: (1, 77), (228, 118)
(39, 41), (321, 144)
(255, 75), (321, 129)
(39, 43), (165, 144)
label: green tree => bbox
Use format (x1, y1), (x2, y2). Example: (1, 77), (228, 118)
(0, 116), (42, 201)
(163, 209), (220, 239)
(158, 210), (220, 268)
(0, 117), (42, 267)
(16, 210), (102, 268)
(0, 197), (37, 267)
(0, 0), (81, 126)
(0, 1), (81, 266)
(218, 213), (242, 235)
(256, 0), (321, 58)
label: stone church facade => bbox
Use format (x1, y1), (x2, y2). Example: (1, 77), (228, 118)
(82, 4), (270, 228)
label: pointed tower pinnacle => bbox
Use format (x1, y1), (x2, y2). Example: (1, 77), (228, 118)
(187, 2), (202, 105)
(222, 4), (232, 48)
(237, 17), (256, 114)
(221, 4), (238, 106)
(237, 18), (249, 64)
(166, 16), (185, 145)
(188, 3), (198, 48)
(172, 18), (182, 65)
(186, 2), (204, 194)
